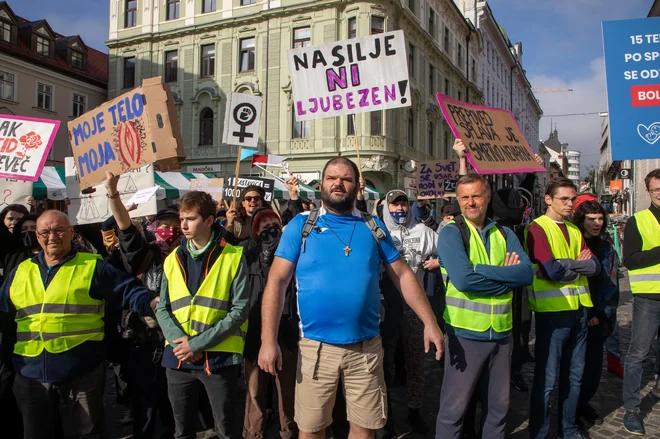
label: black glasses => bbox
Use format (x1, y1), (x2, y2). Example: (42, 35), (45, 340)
(244, 196), (262, 202)
(36, 227), (70, 239)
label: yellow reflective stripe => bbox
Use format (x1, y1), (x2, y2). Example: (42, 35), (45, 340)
(16, 327), (103, 342)
(629, 274), (660, 283)
(190, 320), (247, 338)
(16, 304), (105, 318)
(193, 296), (230, 311)
(445, 296), (511, 315)
(170, 297), (190, 311)
(16, 332), (40, 342)
(533, 286), (587, 300)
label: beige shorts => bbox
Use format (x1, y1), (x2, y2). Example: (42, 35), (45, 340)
(294, 336), (387, 433)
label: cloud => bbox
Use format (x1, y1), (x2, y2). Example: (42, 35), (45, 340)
(530, 57), (608, 176)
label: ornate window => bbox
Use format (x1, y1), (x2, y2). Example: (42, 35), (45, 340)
(199, 107), (214, 145)
(125, 0), (137, 27)
(165, 50), (178, 82)
(201, 45), (215, 78)
(166, 0), (180, 20)
(239, 38), (255, 72)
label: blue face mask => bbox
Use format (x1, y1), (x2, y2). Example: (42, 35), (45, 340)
(390, 211), (408, 224)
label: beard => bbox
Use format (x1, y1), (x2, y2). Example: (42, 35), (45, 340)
(321, 186), (356, 213)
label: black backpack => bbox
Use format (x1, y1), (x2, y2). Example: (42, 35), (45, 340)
(301, 209), (387, 252)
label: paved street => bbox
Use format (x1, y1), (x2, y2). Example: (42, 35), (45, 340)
(105, 270), (660, 439)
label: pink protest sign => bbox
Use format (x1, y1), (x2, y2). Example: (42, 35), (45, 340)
(436, 94), (544, 175)
(0, 115), (60, 182)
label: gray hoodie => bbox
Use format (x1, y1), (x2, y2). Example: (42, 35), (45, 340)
(383, 192), (439, 285)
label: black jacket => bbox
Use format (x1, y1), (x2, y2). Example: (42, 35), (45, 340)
(623, 203), (660, 301)
(241, 237), (299, 363)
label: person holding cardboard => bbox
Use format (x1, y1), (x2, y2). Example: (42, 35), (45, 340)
(527, 179), (600, 439)
(435, 174), (533, 439)
(155, 191), (250, 439)
(258, 157), (443, 439)
(0, 209), (159, 438)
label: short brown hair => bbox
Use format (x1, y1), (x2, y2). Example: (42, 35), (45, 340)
(645, 169), (660, 190)
(456, 174), (491, 196)
(545, 178), (576, 197)
(178, 191), (216, 220)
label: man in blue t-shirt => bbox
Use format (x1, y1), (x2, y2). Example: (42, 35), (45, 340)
(258, 157), (444, 438)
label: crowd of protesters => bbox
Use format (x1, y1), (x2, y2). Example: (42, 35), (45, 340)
(0, 140), (659, 439)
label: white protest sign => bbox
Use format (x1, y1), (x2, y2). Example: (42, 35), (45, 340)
(0, 115), (60, 182)
(288, 30), (411, 121)
(125, 185), (160, 206)
(222, 93), (263, 148)
(417, 160), (460, 200)
(0, 178), (32, 209)
(65, 157), (157, 225)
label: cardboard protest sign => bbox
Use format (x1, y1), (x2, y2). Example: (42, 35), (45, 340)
(0, 115), (59, 182)
(288, 30), (410, 121)
(68, 77), (185, 190)
(223, 176), (274, 203)
(189, 178), (225, 203)
(603, 18), (660, 160)
(437, 94), (545, 175)
(0, 178), (32, 208)
(417, 160), (460, 200)
(65, 157), (157, 225)
(222, 93), (263, 148)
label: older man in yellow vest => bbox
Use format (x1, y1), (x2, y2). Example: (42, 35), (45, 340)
(436, 174), (533, 439)
(620, 169), (660, 436)
(526, 179), (600, 439)
(155, 191), (250, 439)
(0, 210), (159, 439)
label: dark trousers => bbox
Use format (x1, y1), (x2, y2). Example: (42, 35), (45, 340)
(623, 296), (660, 411)
(529, 309), (587, 439)
(0, 360), (23, 438)
(129, 344), (174, 439)
(243, 348), (297, 439)
(13, 362), (107, 439)
(167, 365), (241, 439)
(435, 335), (512, 439)
(578, 322), (606, 408)
(511, 288), (533, 373)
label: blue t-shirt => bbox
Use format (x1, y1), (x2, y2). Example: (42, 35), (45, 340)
(275, 208), (400, 344)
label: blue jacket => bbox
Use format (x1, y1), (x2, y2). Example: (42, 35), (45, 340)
(0, 249), (155, 384)
(438, 218), (534, 341)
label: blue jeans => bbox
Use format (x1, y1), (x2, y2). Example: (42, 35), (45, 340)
(623, 296), (660, 411)
(529, 309), (587, 439)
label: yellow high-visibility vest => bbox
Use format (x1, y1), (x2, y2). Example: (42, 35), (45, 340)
(628, 209), (660, 294)
(525, 215), (592, 312)
(441, 220), (513, 333)
(10, 253), (104, 357)
(163, 244), (247, 354)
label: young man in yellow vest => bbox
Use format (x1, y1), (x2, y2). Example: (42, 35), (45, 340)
(0, 210), (159, 438)
(435, 174), (533, 439)
(526, 179), (600, 439)
(155, 191), (250, 439)
(621, 169), (660, 436)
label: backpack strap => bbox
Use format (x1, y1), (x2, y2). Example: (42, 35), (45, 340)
(301, 209), (320, 253)
(360, 212), (387, 245)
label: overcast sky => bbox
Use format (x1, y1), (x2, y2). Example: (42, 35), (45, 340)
(11, 0), (655, 175)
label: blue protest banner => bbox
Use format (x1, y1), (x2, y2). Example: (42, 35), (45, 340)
(603, 18), (660, 160)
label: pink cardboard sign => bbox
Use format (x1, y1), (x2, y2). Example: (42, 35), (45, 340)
(0, 115), (60, 182)
(436, 93), (544, 175)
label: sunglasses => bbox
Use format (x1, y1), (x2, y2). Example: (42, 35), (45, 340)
(244, 196), (262, 202)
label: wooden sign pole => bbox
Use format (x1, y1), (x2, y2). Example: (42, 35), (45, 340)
(232, 146), (242, 207)
(351, 114), (363, 179)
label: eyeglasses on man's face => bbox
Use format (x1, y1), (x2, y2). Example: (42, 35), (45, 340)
(37, 227), (70, 239)
(649, 188), (660, 195)
(552, 196), (577, 205)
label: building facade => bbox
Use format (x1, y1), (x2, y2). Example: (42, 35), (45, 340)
(106, 0), (482, 192)
(452, 0), (542, 190)
(597, 115), (633, 215)
(544, 127), (581, 186)
(0, 1), (108, 166)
